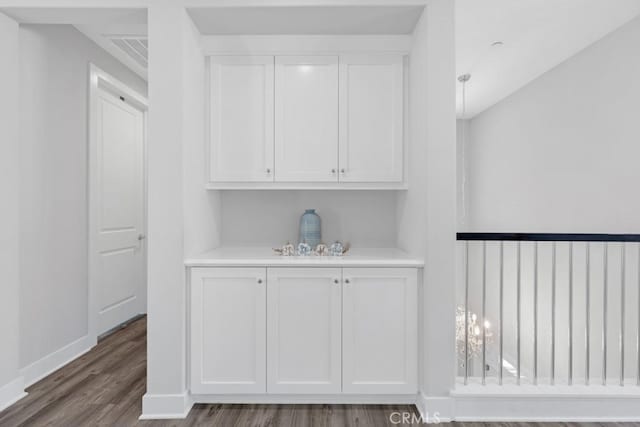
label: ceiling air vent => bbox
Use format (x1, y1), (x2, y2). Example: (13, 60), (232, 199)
(109, 37), (148, 68)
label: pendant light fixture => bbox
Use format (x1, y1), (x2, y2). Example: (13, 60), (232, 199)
(458, 73), (471, 115)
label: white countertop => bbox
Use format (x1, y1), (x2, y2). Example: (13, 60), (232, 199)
(185, 247), (424, 268)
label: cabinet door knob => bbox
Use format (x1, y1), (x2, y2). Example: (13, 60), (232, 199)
(266, 168), (271, 174)
(333, 279), (339, 284)
(340, 169), (345, 173)
(345, 279), (350, 284)
(331, 169), (336, 174)
(257, 278), (263, 284)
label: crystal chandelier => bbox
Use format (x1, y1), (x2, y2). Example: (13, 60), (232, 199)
(456, 305), (493, 368)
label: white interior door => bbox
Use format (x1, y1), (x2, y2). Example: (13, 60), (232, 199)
(94, 87), (146, 336)
(275, 56), (339, 182)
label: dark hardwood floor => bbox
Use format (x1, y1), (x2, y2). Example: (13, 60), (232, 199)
(0, 316), (638, 426)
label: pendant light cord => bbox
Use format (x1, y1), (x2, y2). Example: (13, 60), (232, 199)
(458, 74), (471, 227)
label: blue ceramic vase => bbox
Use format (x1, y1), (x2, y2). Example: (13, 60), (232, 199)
(299, 209), (321, 247)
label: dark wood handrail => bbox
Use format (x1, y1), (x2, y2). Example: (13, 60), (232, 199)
(457, 233), (640, 242)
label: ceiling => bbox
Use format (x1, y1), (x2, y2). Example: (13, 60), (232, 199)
(187, 6), (424, 35)
(456, 0), (640, 118)
(1, 7), (145, 25)
(10, 2), (638, 115)
(1, 7), (148, 79)
(2, 5), (424, 80)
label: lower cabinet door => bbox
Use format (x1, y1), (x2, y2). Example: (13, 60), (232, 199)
(190, 267), (266, 394)
(342, 268), (418, 394)
(267, 268), (342, 394)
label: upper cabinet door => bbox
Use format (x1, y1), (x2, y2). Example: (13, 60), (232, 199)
(210, 56), (274, 182)
(339, 55), (404, 183)
(275, 56), (339, 182)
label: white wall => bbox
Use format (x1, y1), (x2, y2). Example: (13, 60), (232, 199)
(397, 10), (430, 404)
(421, 0), (457, 399)
(397, 15), (428, 258)
(19, 24), (147, 370)
(183, 15), (221, 256)
(466, 15), (640, 233)
(397, 0), (456, 408)
(221, 191), (397, 247)
(0, 11), (24, 410)
(144, 6), (202, 418)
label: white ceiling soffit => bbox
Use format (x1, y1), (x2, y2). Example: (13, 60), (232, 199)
(187, 6), (425, 35)
(456, 0), (640, 118)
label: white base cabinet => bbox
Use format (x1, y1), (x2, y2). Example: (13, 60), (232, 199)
(190, 267), (267, 394)
(267, 268), (342, 394)
(189, 266), (418, 396)
(342, 268), (417, 394)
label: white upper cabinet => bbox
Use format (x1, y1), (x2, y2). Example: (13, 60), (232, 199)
(339, 55), (404, 183)
(210, 56), (274, 182)
(207, 54), (405, 188)
(275, 56), (339, 182)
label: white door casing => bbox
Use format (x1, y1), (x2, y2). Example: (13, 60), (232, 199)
(275, 56), (339, 182)
(339, 55), (404, 183)
(342, 268), (418, 394)
(267, 267), (342, 394)
(190, 267), (267, 394)
(89, 65), (148, 340)
(210, 56), (275, 182)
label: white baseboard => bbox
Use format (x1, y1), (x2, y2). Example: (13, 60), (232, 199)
(192, 393), (417, 405)
(452, 387), (640, 421)
(415, 392), (454, 423)
(0, 377), (27, 412)
(20, 334), (94, 388)
(140, 392), (193, 420)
